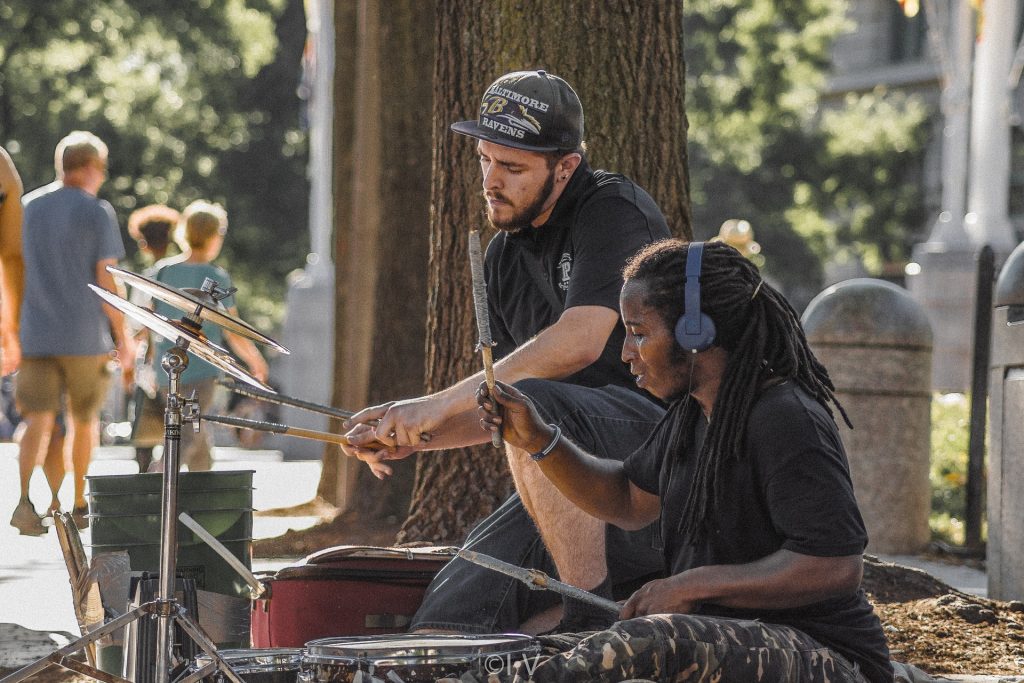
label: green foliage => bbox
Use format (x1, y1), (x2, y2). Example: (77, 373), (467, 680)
(684, 0), (930, 309)
(929, 393), (971, 545)
(0, 0), (308, 329)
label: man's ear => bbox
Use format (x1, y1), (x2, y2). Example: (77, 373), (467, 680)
(559, 153), (582, 178)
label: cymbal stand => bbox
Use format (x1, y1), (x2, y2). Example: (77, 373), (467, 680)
(1, 332), (245, 683)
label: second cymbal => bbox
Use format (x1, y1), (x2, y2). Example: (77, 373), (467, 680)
(90, 285), (272, 390)
(107, 265), (289, 354)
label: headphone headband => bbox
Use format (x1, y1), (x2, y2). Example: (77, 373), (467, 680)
(683, 242), (704, 335)
(674, 241), (716, 352)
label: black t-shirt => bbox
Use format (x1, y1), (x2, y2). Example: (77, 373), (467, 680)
(623, 382), (894, 683)
(484, 159), (670, 390)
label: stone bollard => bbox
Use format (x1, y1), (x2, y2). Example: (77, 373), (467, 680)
(988, 241), (1024, 600)
(802, 279), (933, 554)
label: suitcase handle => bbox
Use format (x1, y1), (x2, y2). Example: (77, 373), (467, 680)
(272, 567), (442, 584)
(304, 545), (458, 563)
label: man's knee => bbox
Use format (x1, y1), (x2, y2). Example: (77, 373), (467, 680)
(504, 441), (533, 478)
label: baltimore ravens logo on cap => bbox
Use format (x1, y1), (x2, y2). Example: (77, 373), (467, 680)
(451, 70), (584, 153)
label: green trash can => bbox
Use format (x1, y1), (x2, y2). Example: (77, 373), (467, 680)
(85, 470), (255, 599)
(86, 469), (255, 675)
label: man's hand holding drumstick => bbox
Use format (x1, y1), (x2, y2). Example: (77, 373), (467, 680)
(340, 231), (506, 477)
(468, 229), (502, 448)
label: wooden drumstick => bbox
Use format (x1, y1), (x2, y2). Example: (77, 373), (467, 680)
(200, 413), (432, 449)
(200, 413), (351, 444)
(469, 230), (502, 448)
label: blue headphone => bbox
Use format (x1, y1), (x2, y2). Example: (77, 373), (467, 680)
(674, 242), (716, 353)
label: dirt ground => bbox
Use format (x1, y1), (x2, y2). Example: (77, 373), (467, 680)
(862, 555), (1024, 676)
(257, 517), (1024, 677)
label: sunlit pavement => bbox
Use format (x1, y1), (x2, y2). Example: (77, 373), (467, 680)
(0, 441), (320, 641)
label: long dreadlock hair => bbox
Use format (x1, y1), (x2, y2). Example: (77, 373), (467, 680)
(622, 239), (851, 542)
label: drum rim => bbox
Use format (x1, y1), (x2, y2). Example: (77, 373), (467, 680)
(301, 633), (540, 664)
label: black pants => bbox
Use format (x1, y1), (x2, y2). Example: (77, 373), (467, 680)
(411, 380), (666, 632)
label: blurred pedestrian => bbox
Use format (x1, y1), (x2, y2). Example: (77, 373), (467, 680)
(136, 200), (268, 471)
(11, 131), (135, 534)
(126, 204), (180, 472)
(0, 145), (25, 376)
(127, 203), (178, 265)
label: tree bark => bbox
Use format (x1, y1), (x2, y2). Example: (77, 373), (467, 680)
(319, 0), (434, 520)
(399, 0), (691, 543)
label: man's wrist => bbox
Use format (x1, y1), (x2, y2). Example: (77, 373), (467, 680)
(530, 424), (561, 461)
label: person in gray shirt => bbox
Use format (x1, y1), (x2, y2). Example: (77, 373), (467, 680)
(10, 131), (135, 535)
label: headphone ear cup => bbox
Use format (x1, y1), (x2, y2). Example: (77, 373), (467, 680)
(674, 312), (717, 352)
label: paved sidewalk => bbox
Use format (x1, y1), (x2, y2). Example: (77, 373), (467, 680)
(0, 442), (320, 657)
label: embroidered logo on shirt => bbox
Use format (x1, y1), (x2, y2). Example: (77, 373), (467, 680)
(558, 253), (572, 291)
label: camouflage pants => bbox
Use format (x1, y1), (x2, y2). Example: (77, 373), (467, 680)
(499, 614), (869, 683)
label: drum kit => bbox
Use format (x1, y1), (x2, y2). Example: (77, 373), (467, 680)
(0, 267), (545, 683)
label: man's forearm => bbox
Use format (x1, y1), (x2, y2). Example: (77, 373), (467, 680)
(532, 438), (657, 529)
(95, 262), (129, 345)
(435, 305), (618, 417)
(413, 408), (491, 451)
(675, 551), (864, 610)
(0, 253), (23, 338)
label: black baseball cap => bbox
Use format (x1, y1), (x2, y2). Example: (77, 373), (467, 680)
(451, 70), (584, 152)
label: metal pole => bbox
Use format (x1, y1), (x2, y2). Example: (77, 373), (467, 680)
(966, 245), (995, 549)
(965, 0), (1020, 252)
(155, 344), (189, 683)
(924, 0), (974, 246)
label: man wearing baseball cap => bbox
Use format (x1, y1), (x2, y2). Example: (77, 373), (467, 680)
(344, 70), (671, 633)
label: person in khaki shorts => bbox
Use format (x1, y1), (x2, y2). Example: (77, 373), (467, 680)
(11, 131), (134, 535)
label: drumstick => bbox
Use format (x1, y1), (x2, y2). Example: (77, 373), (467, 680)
(200, 413), (431, 449)
(468, 230), (502, 448)
(217, 379), (431, 444)
(200, 413), (352, 445)
(179, 512), (266, 599)
(458, 549), (620, 615)
(217, 379), (355, 419)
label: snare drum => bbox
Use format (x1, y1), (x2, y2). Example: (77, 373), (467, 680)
(188, 648), (303, 683)
(298, 634), (541, 683)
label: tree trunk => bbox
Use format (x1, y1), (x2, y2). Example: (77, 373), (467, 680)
(319, 0), (434, 521)
(399, 0), (691, 543)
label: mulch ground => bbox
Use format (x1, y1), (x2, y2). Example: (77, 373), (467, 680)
(863, 555), (1024, 675)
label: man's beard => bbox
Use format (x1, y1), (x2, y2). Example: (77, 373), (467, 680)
(485, 169), (556, 233)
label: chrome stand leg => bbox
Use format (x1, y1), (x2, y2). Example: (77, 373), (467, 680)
(155, 345), (189, 683)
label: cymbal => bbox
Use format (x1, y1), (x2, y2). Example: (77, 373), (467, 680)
(106, 266), (289, 354)
(90, 285), (271, 390)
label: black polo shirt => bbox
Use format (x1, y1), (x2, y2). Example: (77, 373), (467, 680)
(484, 159), (670, 390)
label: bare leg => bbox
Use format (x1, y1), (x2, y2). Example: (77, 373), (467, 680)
(17, 411), (56, 500)
(505, 443), (608, 591)
(69, 414), (97, 510)
(41, 424), (67, 512)
(520, 605), (563, 635)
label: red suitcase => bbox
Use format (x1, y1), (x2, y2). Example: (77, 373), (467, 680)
(251, 545), (456, 647)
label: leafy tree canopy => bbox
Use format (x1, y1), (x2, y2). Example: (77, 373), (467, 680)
(685, 0), (930, 308)
(0, 0), (308, 330)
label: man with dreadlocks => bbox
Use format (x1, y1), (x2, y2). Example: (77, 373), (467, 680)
(478, 239), (893, 682)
